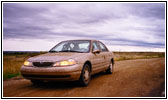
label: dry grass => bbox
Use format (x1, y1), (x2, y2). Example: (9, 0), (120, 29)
(3, 52), (46, 80)
(3, 52), (165, 80)
(3, 56), (26, 79)
(114, 52), (165, 61)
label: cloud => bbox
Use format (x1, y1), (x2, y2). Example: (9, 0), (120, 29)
(3, 2), (165, 51)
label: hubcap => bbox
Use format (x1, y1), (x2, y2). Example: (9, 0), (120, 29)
(110, 63), (113, 72)
(84, 67), (90, 82)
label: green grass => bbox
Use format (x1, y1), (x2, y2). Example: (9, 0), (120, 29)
(3, 72), (21, 79)
(3, 51), (165, 80)
(3, 52), (46, 80)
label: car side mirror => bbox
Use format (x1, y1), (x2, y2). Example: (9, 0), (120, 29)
(93, 50), (100, 54)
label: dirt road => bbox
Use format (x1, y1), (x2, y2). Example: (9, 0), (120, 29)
(3, 58), (165, 97)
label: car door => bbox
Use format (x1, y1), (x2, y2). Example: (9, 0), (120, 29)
(98, 41), (110, 68)
(91, 41), (105, 73)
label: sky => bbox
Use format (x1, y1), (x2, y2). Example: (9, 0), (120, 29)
(3, 2), (165, 52)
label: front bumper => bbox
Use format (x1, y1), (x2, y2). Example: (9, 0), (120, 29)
(20, 64), (82, 81)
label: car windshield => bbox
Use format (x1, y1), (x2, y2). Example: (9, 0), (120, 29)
(49, 40), (90, 53)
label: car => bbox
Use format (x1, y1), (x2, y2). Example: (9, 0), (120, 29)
(20, 40), (114, 86)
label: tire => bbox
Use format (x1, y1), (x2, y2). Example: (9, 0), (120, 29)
(106, 62), (114, 74)
(31, 80), (43, 85)
(79, 64), (91, 86)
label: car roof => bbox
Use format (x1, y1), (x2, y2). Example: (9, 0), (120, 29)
(63, 39), (98, 42)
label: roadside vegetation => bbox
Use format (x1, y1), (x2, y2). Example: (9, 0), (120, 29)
(3, 51), (165, 80)
(114, 52), (165, 61)
(3, 52), (46, 80)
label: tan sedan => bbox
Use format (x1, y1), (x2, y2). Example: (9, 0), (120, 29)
(21, 40), (114, 86)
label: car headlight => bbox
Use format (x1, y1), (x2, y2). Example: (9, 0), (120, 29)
(53, 59), (76, 67)
(24, 60), (32, 66)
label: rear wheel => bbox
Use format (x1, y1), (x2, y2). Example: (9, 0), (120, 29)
(106, 62), (113, 74)
(79, 64), (91, 86)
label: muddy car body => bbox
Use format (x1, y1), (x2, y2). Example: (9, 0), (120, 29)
(21, 40), (114, 86)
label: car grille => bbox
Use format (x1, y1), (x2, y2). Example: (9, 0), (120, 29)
(33, 62), (53, 67)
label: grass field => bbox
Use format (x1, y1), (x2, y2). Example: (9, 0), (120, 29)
(3, 52), (46, 80)
(114, 52), (165, 61)
(3, 51), (165, 80)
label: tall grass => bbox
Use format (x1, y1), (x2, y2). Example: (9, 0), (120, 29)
(114, 52), (165, 61)
(3, 52), (46, 80)
(3, 52), (165, 80)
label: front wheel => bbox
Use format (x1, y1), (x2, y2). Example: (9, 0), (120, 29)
(79, 64), (91, 86)
(106, 62), (114, 74)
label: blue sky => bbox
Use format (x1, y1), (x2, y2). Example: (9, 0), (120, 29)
(3, 2), (165, 52)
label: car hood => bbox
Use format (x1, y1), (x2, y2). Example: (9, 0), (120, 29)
(28, 52), (86, 62)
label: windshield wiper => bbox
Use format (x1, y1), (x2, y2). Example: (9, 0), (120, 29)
(49, 51), (60, 53)
(60, 50), (84, 53)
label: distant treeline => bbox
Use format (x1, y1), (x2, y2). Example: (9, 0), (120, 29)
(3, 51), (165, 57)
(3, 51), (47, 57)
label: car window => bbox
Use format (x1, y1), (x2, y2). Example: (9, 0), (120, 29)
(92, 41), (100, 51)
(54, 41), (68, 51)
(79, 43), (90, 50)
(49, 40), (90, 53)
(99, 42), (108, 52)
